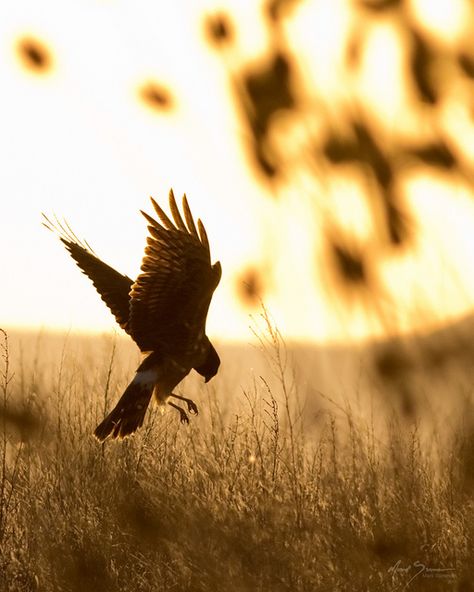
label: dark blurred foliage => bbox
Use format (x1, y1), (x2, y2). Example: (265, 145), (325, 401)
(16, 37), (52, 73)
(323, 120), (393, 192)
(409, 29), (438, 105)
(240, 52), (296, 180)
(406, 142), (457, 170)
(373, 344), (418, 418)
(373, 326), (474, 422)
(244, 53), (295, 134)
(331, 242), (367, 286)
(345, 34), (363, 70)
(139, 82), (173, 111)
(323, 234), (381, 309)
(324, 121), (411, 245)
(458, 53), (474, 79)
(237, 267), (265, 307)
(323, 133), (361, 165)
(352, 122), (393, 190)
(205, 2), (474, 315)
(374, 343), (414, 382)
(375, 334), (474, 385)
(384, 196), (410, 245)
(13, 6), (474, 321)
(265, 0), (303, 22)
(358, 0), (403, 12)
(0, 405), (41, 441)
(203, 13), (234, 46)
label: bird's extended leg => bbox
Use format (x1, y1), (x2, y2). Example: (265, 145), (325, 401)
(170, 393), (199, 415)
(168, 401), (189, 424)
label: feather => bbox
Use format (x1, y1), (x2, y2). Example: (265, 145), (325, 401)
(150, 197), (175, 230)
(197, 219), (210, 255)
(182, 194), (199, 239)
(168, 189), (187, 232)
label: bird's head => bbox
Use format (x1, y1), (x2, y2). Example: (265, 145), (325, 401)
(195, 341), (220, 383)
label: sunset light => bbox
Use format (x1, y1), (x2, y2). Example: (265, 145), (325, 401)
(2, 0), (474, 344)
(2, 2), (474, 587)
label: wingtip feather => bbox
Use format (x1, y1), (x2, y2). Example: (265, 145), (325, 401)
(197, 219), (210, 256)
(42, 212), (96, 255)
(141, 209), (158, 226)
(41, 212), (54, 230)
(168, 189), (187, 231)
(149, 196), (175, 230)
(182, 194), (199, 239)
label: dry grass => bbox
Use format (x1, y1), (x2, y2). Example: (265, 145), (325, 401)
(0, 322), (473, 591)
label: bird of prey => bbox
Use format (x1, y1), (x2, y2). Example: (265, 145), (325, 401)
(43, 190), (222, 441)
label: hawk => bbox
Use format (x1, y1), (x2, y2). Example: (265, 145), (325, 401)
(43, 190), (222, 441)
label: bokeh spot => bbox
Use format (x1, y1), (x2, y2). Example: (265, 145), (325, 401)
(237, 267), (265, 307)
(409, 29), (438, 105)
(203, 13), (234, 47)
(358, 0), (402, 12)
(138, 82), (174, 112)
(331, 242), (367, 285)
(265, 0), (303, 22)
(16, 36), (53, 73)
(238, 52), (296, 182)
(458, 53), (474, 79)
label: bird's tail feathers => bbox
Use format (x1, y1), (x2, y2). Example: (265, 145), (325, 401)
(94, 369), (156, 442)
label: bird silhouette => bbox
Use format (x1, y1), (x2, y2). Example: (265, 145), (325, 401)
(43, 190), (221, 441)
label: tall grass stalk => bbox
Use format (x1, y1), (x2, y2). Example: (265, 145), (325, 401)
(0, 326), (471, 591)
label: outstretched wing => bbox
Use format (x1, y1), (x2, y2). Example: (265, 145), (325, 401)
(42, 215), (133, 332)
(129, 190), (221, 354)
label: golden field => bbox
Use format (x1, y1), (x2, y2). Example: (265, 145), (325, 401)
(0, 319), (473, 591)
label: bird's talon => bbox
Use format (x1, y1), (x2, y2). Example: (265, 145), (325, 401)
(180, 411), (190, 424)
(170, 393), (199, 416)
(188, 401), (199, 415)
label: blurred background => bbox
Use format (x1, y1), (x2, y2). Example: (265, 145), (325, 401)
(1, 0), (474, 345)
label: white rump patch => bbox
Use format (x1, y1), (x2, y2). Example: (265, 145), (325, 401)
(135, 368), (159, 387)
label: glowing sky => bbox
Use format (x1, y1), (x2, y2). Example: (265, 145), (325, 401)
(2, 0), (474, 344)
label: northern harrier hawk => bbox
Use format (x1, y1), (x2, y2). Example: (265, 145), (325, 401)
(43, 190), (221, 441)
